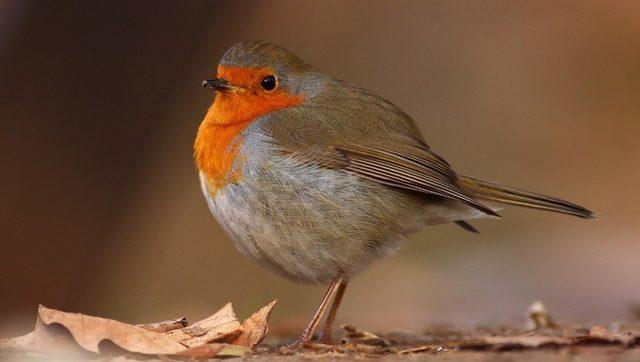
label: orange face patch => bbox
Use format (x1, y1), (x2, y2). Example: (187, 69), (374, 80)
(203, 65), (304, 126)
(195, 66), (304, 193)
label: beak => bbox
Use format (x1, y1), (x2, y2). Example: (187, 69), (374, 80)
(201, 78), (244, 93)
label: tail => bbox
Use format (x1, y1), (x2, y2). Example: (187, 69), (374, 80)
(458, 176), (594, 219)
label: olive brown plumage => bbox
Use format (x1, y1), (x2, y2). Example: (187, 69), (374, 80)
(195, 40), (593, 348)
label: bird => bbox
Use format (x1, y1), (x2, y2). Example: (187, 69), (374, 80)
(194, 40), (593, 348)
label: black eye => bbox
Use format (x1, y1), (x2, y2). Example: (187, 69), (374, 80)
(261, 75), (277, 91)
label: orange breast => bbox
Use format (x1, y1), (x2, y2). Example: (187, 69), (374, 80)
(194, 65), (303, 194)
(194, 118), (251, 194)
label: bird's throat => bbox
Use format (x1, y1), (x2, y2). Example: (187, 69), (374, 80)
(194, 106), (252, 194)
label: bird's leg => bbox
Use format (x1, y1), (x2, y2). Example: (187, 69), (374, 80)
(318, 279), (348, 344)
(285, 278), (343, 349)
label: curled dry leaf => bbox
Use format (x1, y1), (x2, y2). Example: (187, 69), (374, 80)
(166, 303), (243, 348)
(0, 301), (277, 359)
(231, 300), (277, 347)
(525, 300), (557, 330)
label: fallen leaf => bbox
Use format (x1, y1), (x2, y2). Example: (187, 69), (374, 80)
(36, 305), (186, 355)
(398, 345), (441, 354)
(138, 317), (188, 333)
(166, 303), (243, 348)
(525, 301), (557, 330)
(24, 313), (88, 354)
(231, 300), (277, 347)
(0, 302), (276, 359)
(454, 325), (640, 351)
(339, 325), (391, 354)
(583, 325), (640, 346)
(341, 325), (389, 347)
(479, 334), (571, 349)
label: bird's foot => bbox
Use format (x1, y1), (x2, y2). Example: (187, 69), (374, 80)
(277, 335), (312, 354)
(277, 334), (340, 354)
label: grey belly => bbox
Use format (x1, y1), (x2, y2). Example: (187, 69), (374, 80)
(200, 152), (482, 284)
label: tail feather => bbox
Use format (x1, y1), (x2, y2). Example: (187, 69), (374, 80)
(458, 176), (594, 219)
(455, 220), (480, 233)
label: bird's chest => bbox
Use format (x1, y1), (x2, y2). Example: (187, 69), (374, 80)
(198, 141), (339, 272)
(196, 128), (428, 283)
(197, 128), (295, 248)
(198, 137), (337, 244)
(194, 120), (253, 195)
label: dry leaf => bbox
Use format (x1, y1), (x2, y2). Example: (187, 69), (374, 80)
(341, 325), (389, 347)
(339, 325), (391, 354)
(138, 317), (188, 333)
(584, 325), (640, 346)
(525, 301), (557, 330)
(231, 300), (277, 347)
(166, 303), (243, 348)
(23, 313), (89, 355)
(0, 301), (277, 359)
(479, 334), (570, 349)
(36, 305), (186, 355)
(398, 345), (444, 354)
(456, 325), (640, 351)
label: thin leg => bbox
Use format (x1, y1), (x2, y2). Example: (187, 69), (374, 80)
(287, 278), (343, 348)
(319, 279), (348, 344)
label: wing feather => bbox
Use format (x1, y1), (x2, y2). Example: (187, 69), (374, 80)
(261, 86), (498, 217)
(335, 145), (499, 216)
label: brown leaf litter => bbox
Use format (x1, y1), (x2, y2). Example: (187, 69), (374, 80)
(329, 324), (640, 356)
(1, 300), (639, 360)
(0, 301), (276, 359)
(282, 302), (639, 359)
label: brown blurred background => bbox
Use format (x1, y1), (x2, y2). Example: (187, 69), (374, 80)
(1, 0), (639, 337)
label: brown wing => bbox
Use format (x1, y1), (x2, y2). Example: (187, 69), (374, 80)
(262, 81), (498, 217)
(285, 141), (499, 217)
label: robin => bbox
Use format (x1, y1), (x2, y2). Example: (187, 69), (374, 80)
(195, 41), (593, 348)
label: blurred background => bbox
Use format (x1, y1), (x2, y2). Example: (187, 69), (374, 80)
(1, 0), (639, 337)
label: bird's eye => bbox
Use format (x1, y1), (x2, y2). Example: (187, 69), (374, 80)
(261, 75), (277, 91)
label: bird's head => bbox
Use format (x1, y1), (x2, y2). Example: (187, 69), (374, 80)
(202, 41), (311, 125)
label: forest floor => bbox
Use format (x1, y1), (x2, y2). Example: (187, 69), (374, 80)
(3, 324), (640, 361)
(2, 303), (638, 361)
